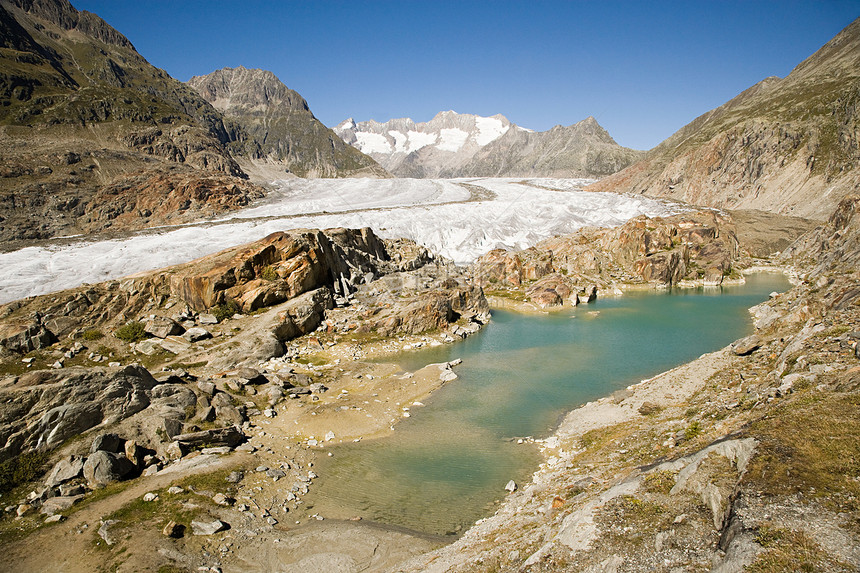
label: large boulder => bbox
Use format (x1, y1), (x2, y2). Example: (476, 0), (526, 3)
(144, 316), (184, 339)
(83, 450), (137, 486)
(45, 455), (85, 487)
(0, 322), (55, 353)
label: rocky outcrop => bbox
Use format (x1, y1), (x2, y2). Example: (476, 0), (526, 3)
(0, 364), (157, 462)
(588, 18), (860, 220)
(188, 67), (389, 179)
(473, 208), (741, 307)
(334, 111), (641, 178)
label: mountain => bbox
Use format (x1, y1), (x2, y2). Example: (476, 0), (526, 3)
(0, 0), (261, 243)
(588, 17), (860, 220)
(187, 67), (389, 179)
(334, 111), (642, 178)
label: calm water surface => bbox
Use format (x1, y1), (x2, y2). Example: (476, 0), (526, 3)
(310, 273), (791, 535)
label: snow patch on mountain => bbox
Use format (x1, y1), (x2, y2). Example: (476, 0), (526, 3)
(438, 128), (470, 152)
(475, 116), (510, 145)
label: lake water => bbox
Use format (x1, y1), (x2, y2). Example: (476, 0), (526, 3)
(309, 273), (791, 536)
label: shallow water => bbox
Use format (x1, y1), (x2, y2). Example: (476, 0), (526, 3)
(311, 273), (791, 536)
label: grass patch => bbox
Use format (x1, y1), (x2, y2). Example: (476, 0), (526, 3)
(743, 389), (860, 526)
(114, 321), (147, 343)
(81, 328), (104, 341)
(0, 450), (50, 496)
(749, 525), (852, 572)
(211, 300), (240, 322)
(643, 469), (678, 495)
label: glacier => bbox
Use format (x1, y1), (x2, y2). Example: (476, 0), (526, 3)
(0, 178), (680, 304)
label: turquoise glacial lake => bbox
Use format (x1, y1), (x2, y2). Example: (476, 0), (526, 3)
(311, 272), (791, 536)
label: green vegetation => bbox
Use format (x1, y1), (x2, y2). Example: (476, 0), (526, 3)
(114, 321), (147, 343)
(749, 525), (852, 572)
(260, 265), (279, 282)
(81, 328), (104, 341)
(0, 450), (50, 495)
(211, 300), (240, 322)
(642, 470), (678, 495)
(684, 420), (703, 440)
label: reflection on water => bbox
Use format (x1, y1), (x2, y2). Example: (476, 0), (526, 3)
(311, 273), (791, 535)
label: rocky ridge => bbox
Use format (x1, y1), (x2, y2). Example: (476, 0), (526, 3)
(334, 112), (642, 178)
(0, 1), (384, 246)
(472, 208), (747, 309)
(588, 17), (860, 220)
(187, 67), (389, 179)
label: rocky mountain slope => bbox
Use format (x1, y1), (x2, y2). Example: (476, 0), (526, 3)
(187, 67), (389, 179)
(334, 112), (642, 178)
(588, 17), (860, 220)
(0, 0), (265, 244)
(0, 1), (385, 246)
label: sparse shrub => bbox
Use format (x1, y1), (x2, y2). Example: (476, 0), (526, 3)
(212, 300), (240, 322)
(115, 321), (147, 343)
(685, 420), (703, 440)
(260, 265), (279, 282)
(82, 328), (103, 341)
(643, 470), (677, 494)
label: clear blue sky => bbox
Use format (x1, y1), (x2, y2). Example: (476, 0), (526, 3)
(74, 0), (858, 150)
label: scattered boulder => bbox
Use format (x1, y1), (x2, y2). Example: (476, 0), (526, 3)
(83, 450), (137, 486)
(98, 519), (119, 545)
(144, 316), (184, 339)
(163, 520), (184, 538)
(183, 327), (211, 342)
(505, 480), (517, 492)
(90, 433), (123, 454)
(172, 426), (244, 450)
(39, 495), (84, 515)
(732, 335), (761, 356)
(45, 455), (85, 487)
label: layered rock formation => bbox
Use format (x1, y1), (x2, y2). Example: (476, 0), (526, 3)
(334, 111), (642, 178)
(187, 67), (389, 179)
(588, 18), (860, 220)
(473, 208), (743, 308)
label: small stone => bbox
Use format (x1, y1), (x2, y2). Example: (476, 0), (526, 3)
(505, 480), (517, 493)
(325, 431), (335, 442)
(266, 516), (278, 525)
(198, 313), (219, 325)
(98, 519), (119, 545)
(45, 514), (65, 523)
(225, 471), (244, 484)
(167, 486), (184, 494)
(16, 504), (32, 517)
(213, 493), (233, 506)
(191, 518), (228, 535)
(255, 466), (269, 472)
(143, 492), (158, 502)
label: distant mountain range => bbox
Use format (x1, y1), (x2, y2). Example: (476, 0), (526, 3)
(334, 112), (643, 178)
(589, 17), (860, 219)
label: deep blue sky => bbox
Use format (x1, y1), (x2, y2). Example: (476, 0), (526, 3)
(74, 1), (858, 150)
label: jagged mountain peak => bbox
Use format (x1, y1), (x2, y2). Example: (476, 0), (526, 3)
(188, 66), (309, 113)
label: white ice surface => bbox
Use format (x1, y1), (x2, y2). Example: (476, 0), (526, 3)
(0, 178), (679, 303)
(474, 116), (509, 146)
(355, 132), (392, 154)
(437, 128), (470, 152)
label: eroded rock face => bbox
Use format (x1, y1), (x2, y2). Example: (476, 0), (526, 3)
(474, 209), (740, 306)
(0, 365), (157, 462)
(168, 227), (391, 312)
